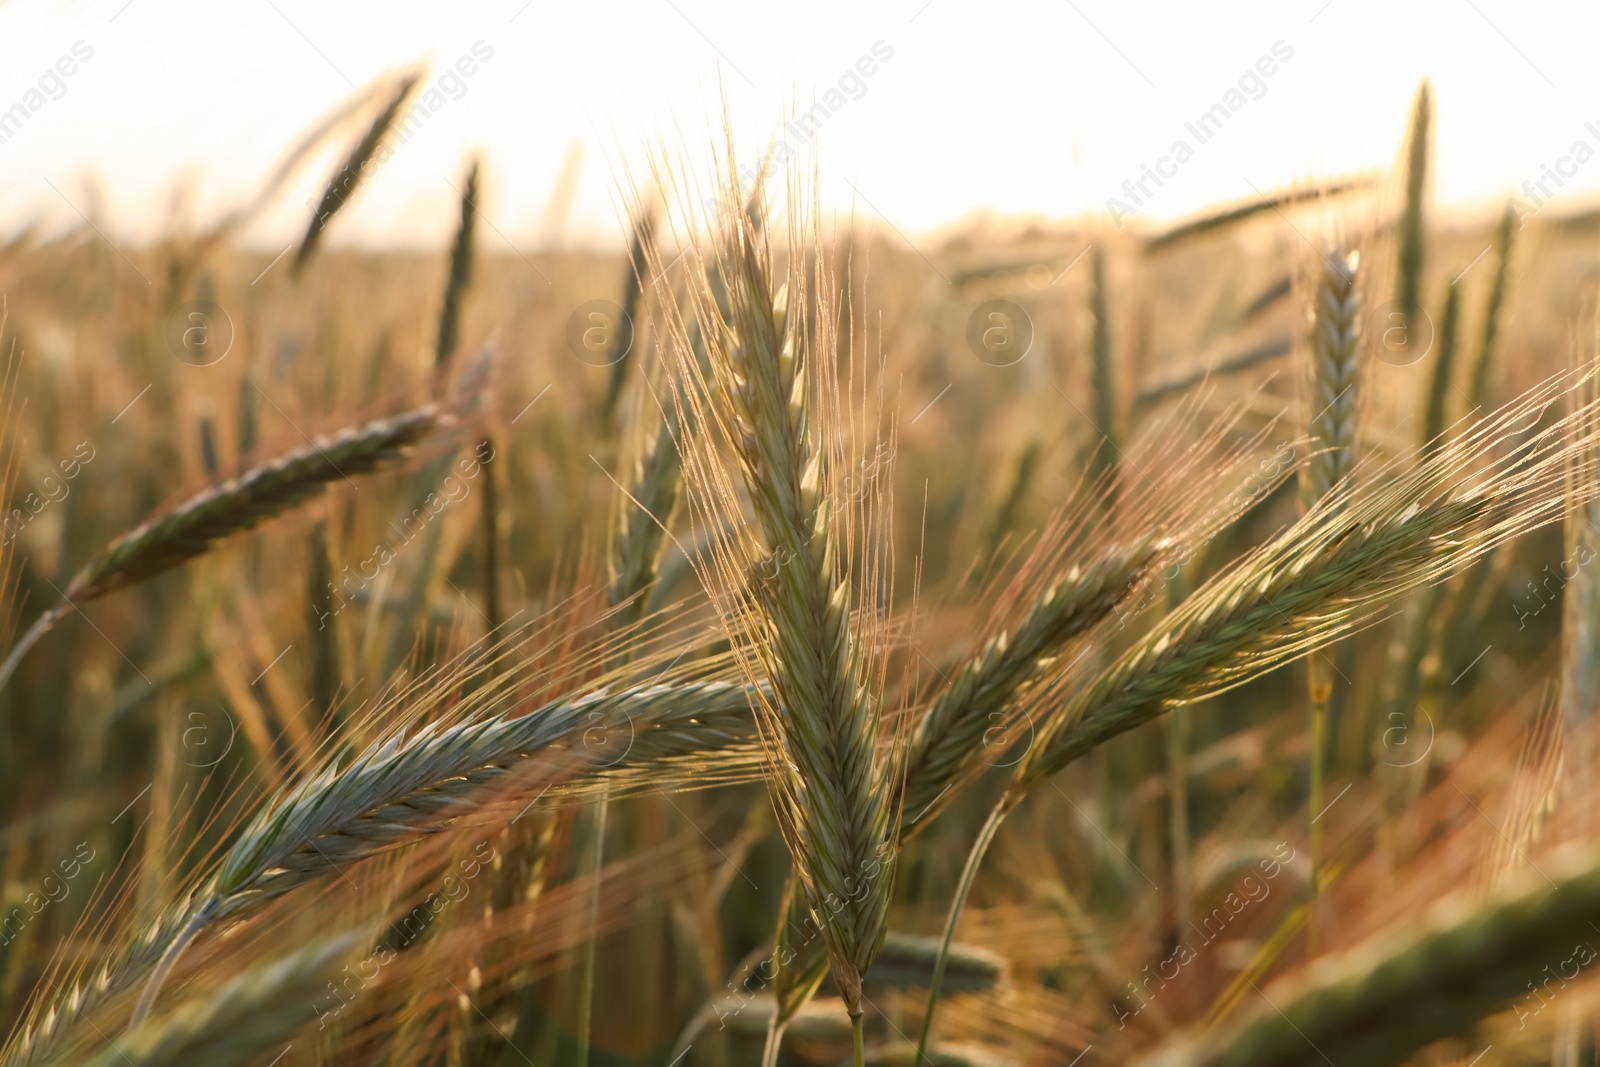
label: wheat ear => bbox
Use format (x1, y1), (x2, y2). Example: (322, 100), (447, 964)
(292, 73), (420, 275)
(435, 158), (479, 370)
(1131, 846), (1600, 1067)
(0, 406), (439, 697)
(1304, 250), (1363, 506)
(1141, 176), (1375, 255)
(979, 439), (1041, 570)
(1421, 280), (1461, 460)
(1563, 347), (1600, 757)
(667, 171), (896, 1031)
(1393, 78), (1431, 338)
(209, 679), (755, 919)
(918, 369), (1600, 1053)
(601, 210), (655, 430)
(901, 538), (1160, 834)
(608, 398), (683, 631)
(1088, 246), (1119, 490)
(6, 678), (755, 1059)
(1302, 247), (1362, 947)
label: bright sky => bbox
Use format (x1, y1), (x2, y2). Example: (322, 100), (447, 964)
(0, 0), (1596, 251)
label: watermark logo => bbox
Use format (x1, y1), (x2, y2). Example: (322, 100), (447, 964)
(979, 707), (1035, 767)
(1377, 709), (1434, 767)
(167, 299), (234, 367)
(566, 300), (631, 367)
(180, 700), (238, 767)
(1107, 40), (1295, 228)
(1368, 302), (1434, 367)
(965, 299), (1033, 367)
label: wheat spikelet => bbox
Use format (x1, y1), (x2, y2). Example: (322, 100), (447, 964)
(293, 73), (420, 275)
(0, 406), (440, 696)
(601, 210), (655, 430)
(1130, 846), (1600, 1067)
(434, 158), (479, 370)
(211, 679), (755, 917)
(1304, 249), (1362, 506)
(901, 538), (1160, 834)
(1023, 370), (1599, 792)
(660, 161), (896, 1027)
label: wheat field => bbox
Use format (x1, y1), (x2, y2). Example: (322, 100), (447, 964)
(7, 64), (1600, 1067)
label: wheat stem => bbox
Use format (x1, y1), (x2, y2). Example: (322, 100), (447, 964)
(915, 791), (1013, 1059)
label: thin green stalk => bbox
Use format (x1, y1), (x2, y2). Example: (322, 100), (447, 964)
(1167, 705), (1192, 932)
(851, 1009), (866, 1067)
(575, 797), (606, 1067)
(1308, 660), (1328, 953)
(479, 436), (502, 636)
(1467, 202), (1516, 413)
(760, 1015), (786, 1067)
(914, 792), (1013, 1059)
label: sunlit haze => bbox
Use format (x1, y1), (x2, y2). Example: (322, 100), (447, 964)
(3, 0), (1599, 250)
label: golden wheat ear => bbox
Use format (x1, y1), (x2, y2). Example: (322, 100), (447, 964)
(0, 404), (442, 697)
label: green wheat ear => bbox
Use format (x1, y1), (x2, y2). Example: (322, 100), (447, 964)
(0, 405), (441, 698)
(657, 157), (898, 1046)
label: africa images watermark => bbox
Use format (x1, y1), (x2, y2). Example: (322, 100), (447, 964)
(303, 41), (496, 223)
(1113, 840), (1298, 1030)
(314, 441), (496, 629)
(1, 841), (96, 947)
(1107, 40), (1296, 229)
(311, 841), (497, 1029)
(707, 40), (895, 215)
(0, 41), (95, 147)
(1510, 119), (1600, 227)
